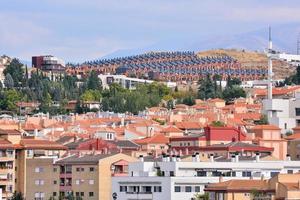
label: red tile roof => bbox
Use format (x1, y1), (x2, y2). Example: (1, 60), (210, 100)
(252, 125), (281, 130)
(134, 133), (169, 145)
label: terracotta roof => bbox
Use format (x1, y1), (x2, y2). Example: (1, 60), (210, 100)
(205, 180), (271, 192)
(161, 126), (182, 133)
(175, 122), (203, 130)
(208, 98), (225, 103)
(20, 139), (67, 150)
(252, 125), (281, 130)
(134, 133), (169, 145)
(286, 133), (300, 140)
(0, 129), (21, 135)
(0, 139), (14, 149)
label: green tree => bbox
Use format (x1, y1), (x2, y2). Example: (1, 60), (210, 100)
(222, 85), (246, 102)
(255, 114), (269, 125)
(11, 191), (25, 200)
(86, 70), (102, 90)
(0, 89), (22, 111)
(3, 58), (24, 87)
(198, 75), (215, 100)
(211, 121), (226, 127)
(4, 73), (14, 89)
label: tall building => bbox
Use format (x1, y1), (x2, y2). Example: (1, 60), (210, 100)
(0, 128), (66, 200)
(32, 55), (65, 81)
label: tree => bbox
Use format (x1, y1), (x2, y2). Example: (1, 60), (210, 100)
(255, 114), (269, 125)
(4, 73), (14, 89)
(86, 70), (102, 90)
(11, 191), (25, 200)
(198, 75), (216, 100)
(222, 85), (246, 102)
(3, 58), (24, 87)
(211, 121), (225, 127)
(0, 89), (22, 111)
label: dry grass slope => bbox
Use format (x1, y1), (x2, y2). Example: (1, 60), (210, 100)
(197, 49), (296, 79)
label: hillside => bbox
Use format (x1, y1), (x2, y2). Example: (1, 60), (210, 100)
(197, 49), (296, 80)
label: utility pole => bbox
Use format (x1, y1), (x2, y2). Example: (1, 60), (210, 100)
(267, 26), (273, 101)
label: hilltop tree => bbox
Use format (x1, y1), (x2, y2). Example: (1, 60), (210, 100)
(3, 58), (24, 87)
(86, 70), (102, 90)
(4, 73), (14, 89)
(198, 75), (216, 100)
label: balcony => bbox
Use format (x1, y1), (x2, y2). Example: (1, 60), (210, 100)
(59, 185), (72, 191)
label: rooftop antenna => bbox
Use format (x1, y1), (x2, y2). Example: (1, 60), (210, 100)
(267, 26), (273, 100)
(297, 33), (300, 55)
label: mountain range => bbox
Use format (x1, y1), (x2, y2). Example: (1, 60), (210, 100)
(102, 23), (300, 59)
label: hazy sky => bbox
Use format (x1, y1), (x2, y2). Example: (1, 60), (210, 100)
(1, 0), (300, 62)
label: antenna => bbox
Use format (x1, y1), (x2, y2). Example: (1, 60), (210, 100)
(267, 26), (273, 101)
(297, 33), (300, 55)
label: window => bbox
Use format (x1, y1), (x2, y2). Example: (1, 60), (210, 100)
(80, 192), (84, 197)
(296, 108), (300, 116)
(35, 180), (44, 185)
(53, 192), (57, 197)
(197, 171), (207, 177)
(242, 171), (251, 177)
(76, 168), (80, 172)
(195, 186), (200, 192)
(120, 186), (127, 192)
(288, 170), (293, 174)
(89, 167), (94, 172)
(53, 180), (57, 185)
(89, 179), (94, 185)
(35, 167), (44, 173)
(89, 192), (94, 197)
(185, 186), (192, 192)
(75, 180), (80, 185)
(75, 192), (80, 196)
(271, 172), (279, 177)
(170, 171), (174, 176)
(174, 186), (181, 192)
(284, 123), (287, 130)
(53, 168), (57, 172)
(154, 186), (162, 192)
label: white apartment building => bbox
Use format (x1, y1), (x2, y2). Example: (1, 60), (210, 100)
(263, 95), (300, 133)
(112, 155), (300, 200)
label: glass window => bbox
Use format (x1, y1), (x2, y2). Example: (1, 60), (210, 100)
(174, 186), (181, 192)
(89, 192), (94, 197)
(287, 170), (293, 174)
(80, 192), (84, 197)
(195, 186), (200, 192)
(185, 186), (192, 192)
(154, 186), (162, 192)
(89, 179), (94, 185)
(296, 108), (300, 116)
(90, 167), (94, 172)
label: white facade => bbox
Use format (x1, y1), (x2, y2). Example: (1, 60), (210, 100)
(277, 53), (300, 66)
(98, 74), (176, 90)
(263, 97), (300, 133)
(112, 158), (300, 200)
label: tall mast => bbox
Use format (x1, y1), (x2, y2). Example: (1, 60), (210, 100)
(268, 26), (273, 100)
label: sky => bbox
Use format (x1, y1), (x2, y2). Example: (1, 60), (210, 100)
(1, 0), (300, 63)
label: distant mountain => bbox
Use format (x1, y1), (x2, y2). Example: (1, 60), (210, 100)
(101, 23), (300, 59)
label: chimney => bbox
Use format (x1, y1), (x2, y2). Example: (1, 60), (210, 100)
(185, 148), (189, 155)
(195, 152), (200, 162)
(235, 154), (239, 162)
(172, 155), (177, 162)
(139, 155), (144, 162)
(166, 155), (170, 162)
(192, 154), (196, 162)
(231, 155), (235, 162)
(286, 154), (291, 161)
(219, 176), (223, 183)
(210, 154), (214, 162)
(255, 152), (260, 162)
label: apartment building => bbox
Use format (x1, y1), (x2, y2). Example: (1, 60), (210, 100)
(112, 155), (300, 200)
(205, 173), (300, 200)
(0, 128), (66, 200)
(54, 153), (137, 200)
